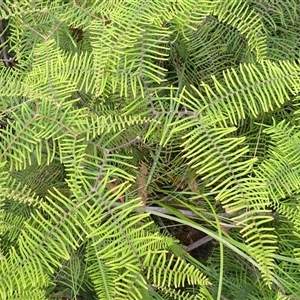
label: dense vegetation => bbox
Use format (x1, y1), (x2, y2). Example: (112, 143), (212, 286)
(1, 0), (300, 299)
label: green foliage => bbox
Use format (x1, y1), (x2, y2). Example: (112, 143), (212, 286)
(0, 0), (300, 299)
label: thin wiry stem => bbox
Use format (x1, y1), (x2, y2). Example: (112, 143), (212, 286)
(0, 20), (10, 67)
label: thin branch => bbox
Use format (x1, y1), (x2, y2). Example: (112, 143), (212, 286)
(185, 236), (213, 252)
(0, 19), (10, 67)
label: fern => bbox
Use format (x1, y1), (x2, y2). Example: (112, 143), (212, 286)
(1, 0), (300, 299)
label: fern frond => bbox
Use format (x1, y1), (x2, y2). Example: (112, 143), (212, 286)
(25, 39), (94, 99)
(256, 120), (300, 201)
(171, 0), (217, 36)
(0, 247), (50, 298)
(145, 251), (209, 290)
(90, 0), (174, 97)
(214, 1), (267, 61)
(167, 110), (277, 283)
(180, 60), (300, 125)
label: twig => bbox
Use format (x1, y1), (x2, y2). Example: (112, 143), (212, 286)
(0, 19), (10, 67)
(185, 236), (213, 252)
